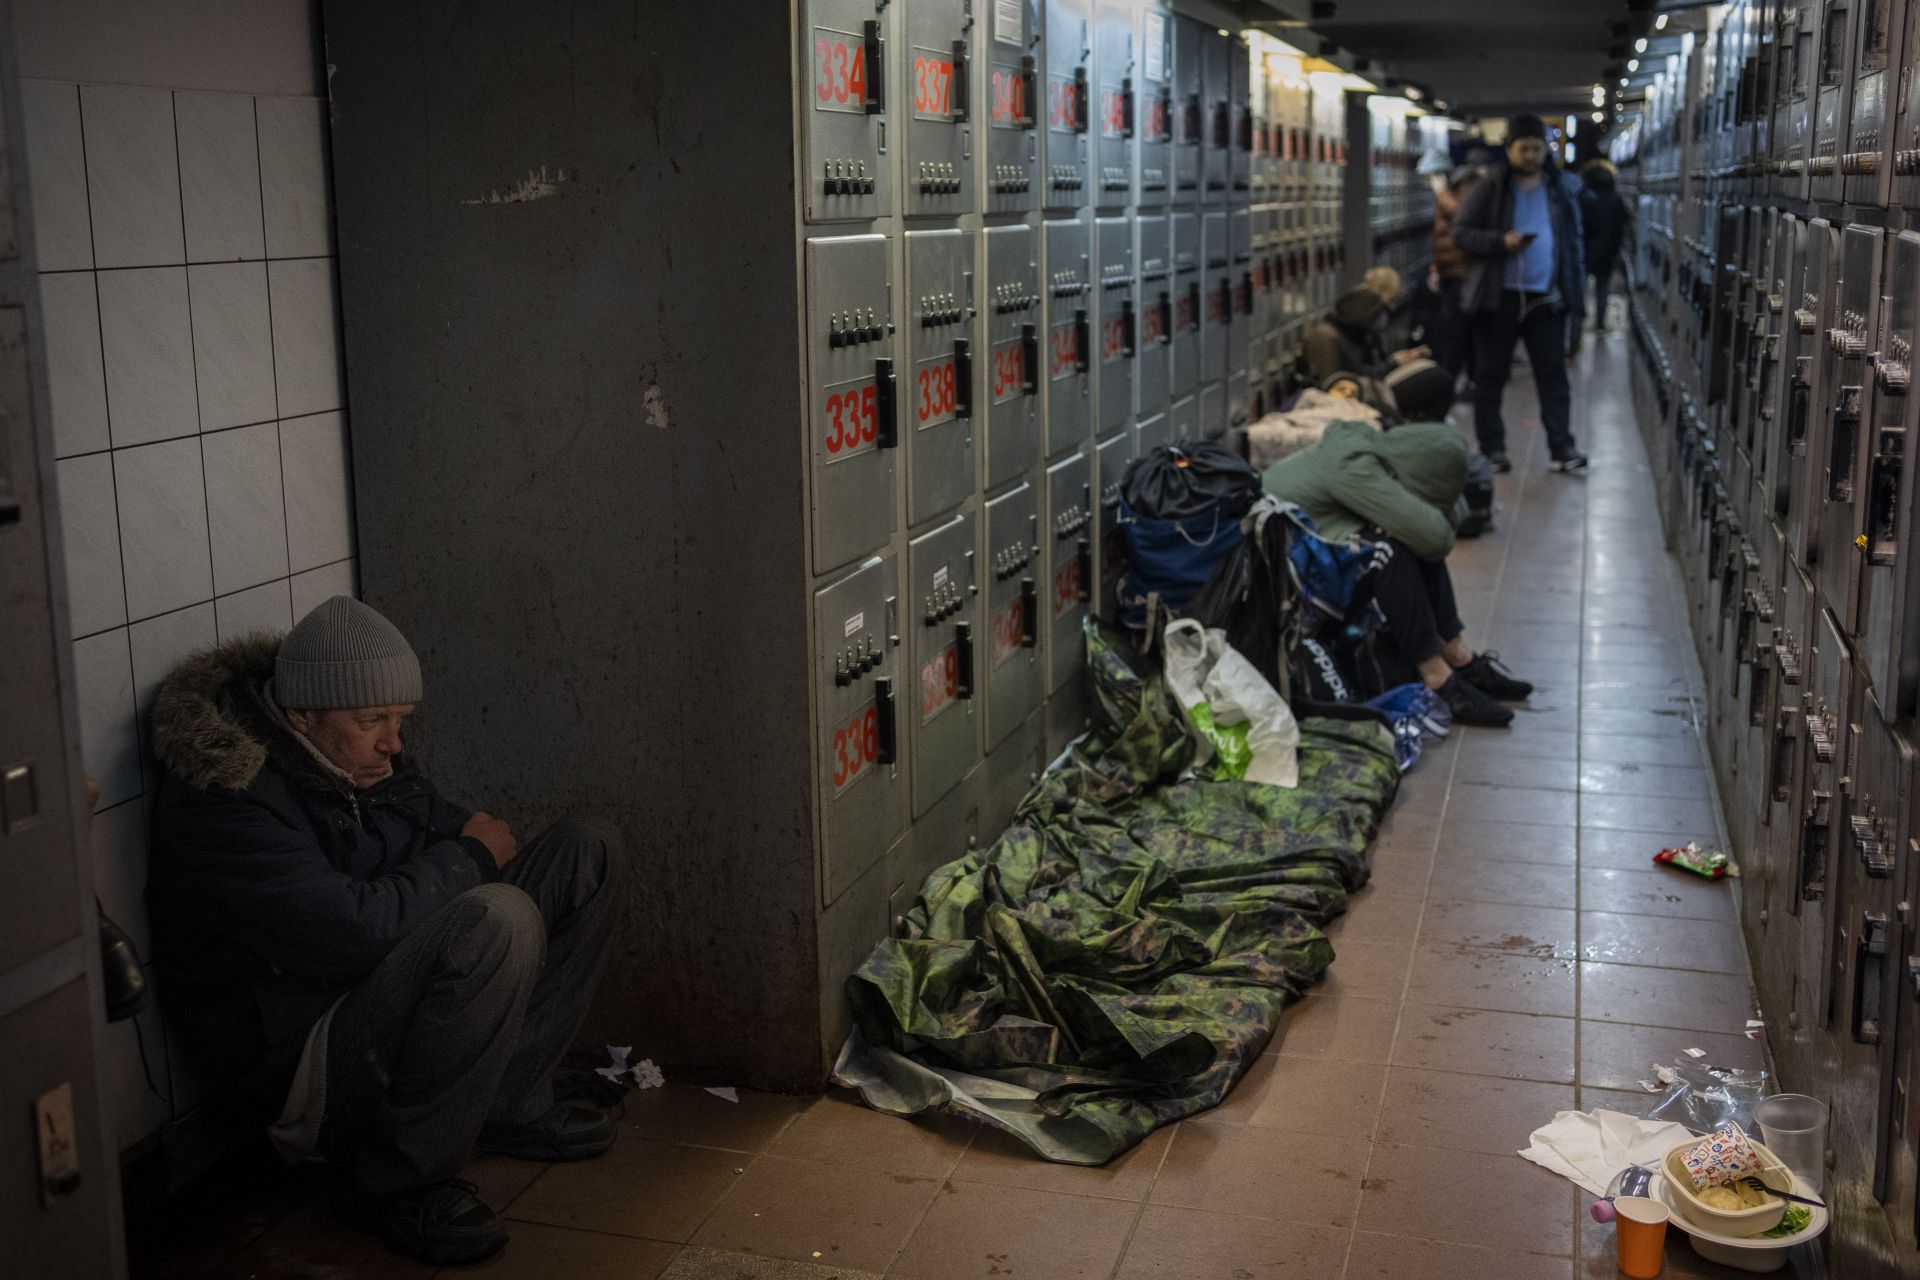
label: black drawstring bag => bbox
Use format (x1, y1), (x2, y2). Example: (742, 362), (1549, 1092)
(1121, 440), (1262, 521)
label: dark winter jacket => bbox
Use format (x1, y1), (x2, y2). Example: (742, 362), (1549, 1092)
(1579, 166), (1632, 268)
(1431, 175), (1477, 280)
(1303, 288), (1389, 383)
(146, 635), (498, 1106)
(1451, 161), (1585, 315)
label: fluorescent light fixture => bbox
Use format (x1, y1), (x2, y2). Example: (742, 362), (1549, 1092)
(1592, 110), (1606, 123)
(1655, 13), (1669, 29)
(1628, 58), (1639, 70)
(1620, 77), (1630, 87)
(1635, 37), (1648, 52)
(1405, 86), (1423, 100)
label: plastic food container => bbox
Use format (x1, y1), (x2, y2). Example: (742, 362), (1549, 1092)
(1653, 1169), (1828, 1274)
(1660, 1138), (1791, 1236)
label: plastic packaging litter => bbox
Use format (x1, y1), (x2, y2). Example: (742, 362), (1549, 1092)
(1162, 619), (1301, 787)
(1653, 842), (1738, 878)
(1644, 1060), (1771, 1135)
(1591, 1164), (1657, 1221)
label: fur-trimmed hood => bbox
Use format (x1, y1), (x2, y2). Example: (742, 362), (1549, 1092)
(149, 634), (346, 795)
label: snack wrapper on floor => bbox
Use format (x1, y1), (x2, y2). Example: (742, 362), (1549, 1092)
(1654, 841), (1737, 879)
(1682, 1123), (1763, 1189)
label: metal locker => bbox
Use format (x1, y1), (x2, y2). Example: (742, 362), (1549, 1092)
(1171, 211), (1201, 396)
(907, 511), (981, 816)
(1809, 0), (1856, 202)
(1200, 381), (1226, 438)
(1783, 219), (1840, 570)
(815, 555), (909, 904)
(1095, 215), (1136, 435)
(1757, 558), (1814, 1011)
(1134, 4), (1172, 207)
(1751, 212), (1790, 522)
(1892, 0), (1920, 210)
(1252, 204), (1277, 339)
(1815, 224), (1884, 629)
(983, 224), (1042, 489)
(983, 484), (1041, 750)
(1201, 211), (1231, 384)
(903, 0), (976, 215)
(1228, 37), (1250, 197)
(1170, 393), (1199, 440)
(1860, 232), (1920, 723)
(1044, 451), (1094, 692)
(1774, 0), (1816, 198)
(1889, 743), (1920, 1252)
(1094, 430), (1132, 617)
(1761, 215), (1805, 524)
(904, 229), (977, 526)
(1201, 27), (1229, 204)
(1135, 410), (1171, 456)
(1842, 0), (1902, 207)
(1093, 0), (1132, 207)
(1226, 368), (1250, 429)
(1791, 600), (1855, 1042)
(1829, 697), (1913, 1207)
(1044, 216), (1093, 458)
(803, 0), (894, 221)
(982, 0), (1041, 214)
(1228, 207), (1252, 381)
(1135, 214), (1172, 416)
(1171, 14), (1204, 201)
(806, 234), (900, 576)
(1042, 0), (1091, 210)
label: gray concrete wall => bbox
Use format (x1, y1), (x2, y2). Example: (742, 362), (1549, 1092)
(321, 0), (821, 1088)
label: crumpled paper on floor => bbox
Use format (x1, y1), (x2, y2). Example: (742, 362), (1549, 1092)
(1520, 1108), (1698, 1197)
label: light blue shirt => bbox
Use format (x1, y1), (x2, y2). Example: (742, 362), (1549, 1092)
(1504, 179), (1554, 293)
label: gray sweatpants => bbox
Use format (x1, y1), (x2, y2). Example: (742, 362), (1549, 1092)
(313, 817), (629, 1196)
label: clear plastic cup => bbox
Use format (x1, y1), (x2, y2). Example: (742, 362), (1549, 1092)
(1754, 1093), (1828, 1185)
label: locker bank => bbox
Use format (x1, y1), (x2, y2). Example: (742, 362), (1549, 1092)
(0, 0), (1915, 1275)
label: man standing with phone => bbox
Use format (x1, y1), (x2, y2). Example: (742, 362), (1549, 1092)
(1451, 114), (1589, 475)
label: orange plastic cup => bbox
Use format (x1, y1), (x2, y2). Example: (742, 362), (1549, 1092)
(1614, 1195), (1670, 1278)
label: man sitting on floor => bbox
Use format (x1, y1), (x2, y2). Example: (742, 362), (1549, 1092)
(1303, 283), (1454, 424)
(147, 596), (629, 1267)
(1262, 419), (1534, 726)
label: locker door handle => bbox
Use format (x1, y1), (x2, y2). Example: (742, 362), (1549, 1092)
(950, 40), (970, 120)
(1853, 911), (1889, 1045)
(1238, 272), (1254, 315)
(1020, 577), (1038, 646)
(1019, 56), (1038, 127)
(1237, 108), (1253, 153)
(1075, 535), (1093, 601)
(1788, 370), (1810, 451)
(1122, 299), (1136, 358)
(1184, 94), (1201, 144)
(874, 676), (897, 765)
(1073, 67), (1090, 133)
(1158, 91), (1172, 142)
(1121, 77), (1135, 139)
(1866, 429), (1904, 563)
(1212, 102), (1229, 148)
(1074, 307), (1091, 373)
(1800, 790), (1831, 902)
(1187, 281), (1201, 332)
(864, 21), (886, 114)
(1828, 388), (1860, 500)
(874, 358), (898, 448)
(1158, 291), (1172, 345)
(952, 339), (973, 419)
(1021, 322), (1040, 395)
(954, 621), (975, 699)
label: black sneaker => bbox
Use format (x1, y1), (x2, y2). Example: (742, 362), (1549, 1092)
(1456, 651), (1534, 701)
(1438, 673), (1514, 727)
(1485, 450), (1512, 474)
(476, 1101), (617, 1162)
(1551, 453), (1590, 475)
(335, 1178), (508, 1266)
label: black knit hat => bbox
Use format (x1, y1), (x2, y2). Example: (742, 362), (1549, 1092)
(1508, 113), (1547, 141)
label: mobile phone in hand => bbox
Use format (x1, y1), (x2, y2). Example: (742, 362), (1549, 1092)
(1518, 232), (1538, 245)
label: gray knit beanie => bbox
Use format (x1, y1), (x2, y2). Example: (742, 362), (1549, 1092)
(275, 596), (423, 709)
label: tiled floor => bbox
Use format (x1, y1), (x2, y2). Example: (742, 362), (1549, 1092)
(133, 337), (1831, 1279)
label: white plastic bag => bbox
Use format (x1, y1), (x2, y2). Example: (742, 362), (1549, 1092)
(1161, 618), (1300, 788)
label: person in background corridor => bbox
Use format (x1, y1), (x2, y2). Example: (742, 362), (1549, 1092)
(146, 597), (631, 1267)
(1580, 157), (1633, 332)
(1452, 113), (1590, 476)
(1429, 163), (1482, 380)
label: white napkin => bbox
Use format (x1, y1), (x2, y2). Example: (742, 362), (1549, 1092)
(1520, 1108), (1698, 1197)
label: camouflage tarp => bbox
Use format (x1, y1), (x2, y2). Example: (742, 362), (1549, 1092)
(833, 620), (1400, 1164)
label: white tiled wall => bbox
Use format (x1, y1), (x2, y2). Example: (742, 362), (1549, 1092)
(28, 74), (354, 1151)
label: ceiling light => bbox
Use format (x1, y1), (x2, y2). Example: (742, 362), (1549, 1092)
(1592, 111), (1605, 123)
(1628, 58), (1639, 70)
(1635, 37), (1648, 52)
(1655, 13), (1669, 29)
(1405, 86), (1422, 100)
(1620, 77), (1630, 87)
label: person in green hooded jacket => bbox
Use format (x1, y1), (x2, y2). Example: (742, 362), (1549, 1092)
(1263, 419), (1533, 726)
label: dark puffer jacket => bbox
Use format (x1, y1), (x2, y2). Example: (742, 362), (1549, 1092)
(1451, 161), (1585, 315)
(146, 635), (498, 1106)
(1580, 163), (1632, 268)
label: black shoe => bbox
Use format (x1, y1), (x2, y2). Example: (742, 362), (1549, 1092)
(1485, 450), (1512, 474)
(1439, 673), (1514, 727)
(476, 1101), (617, 1163)
(1456, 651), (1534, 701)
(335, 1178), (508, 1266)
(1551, 453), (1589, 475)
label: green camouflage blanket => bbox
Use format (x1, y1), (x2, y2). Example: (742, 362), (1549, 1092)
(834, 621), (1400, 1164)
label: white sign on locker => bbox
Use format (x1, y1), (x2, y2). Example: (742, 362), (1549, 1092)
(1143, 12), (1166, 80)
(996, 0), (1021, 44)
